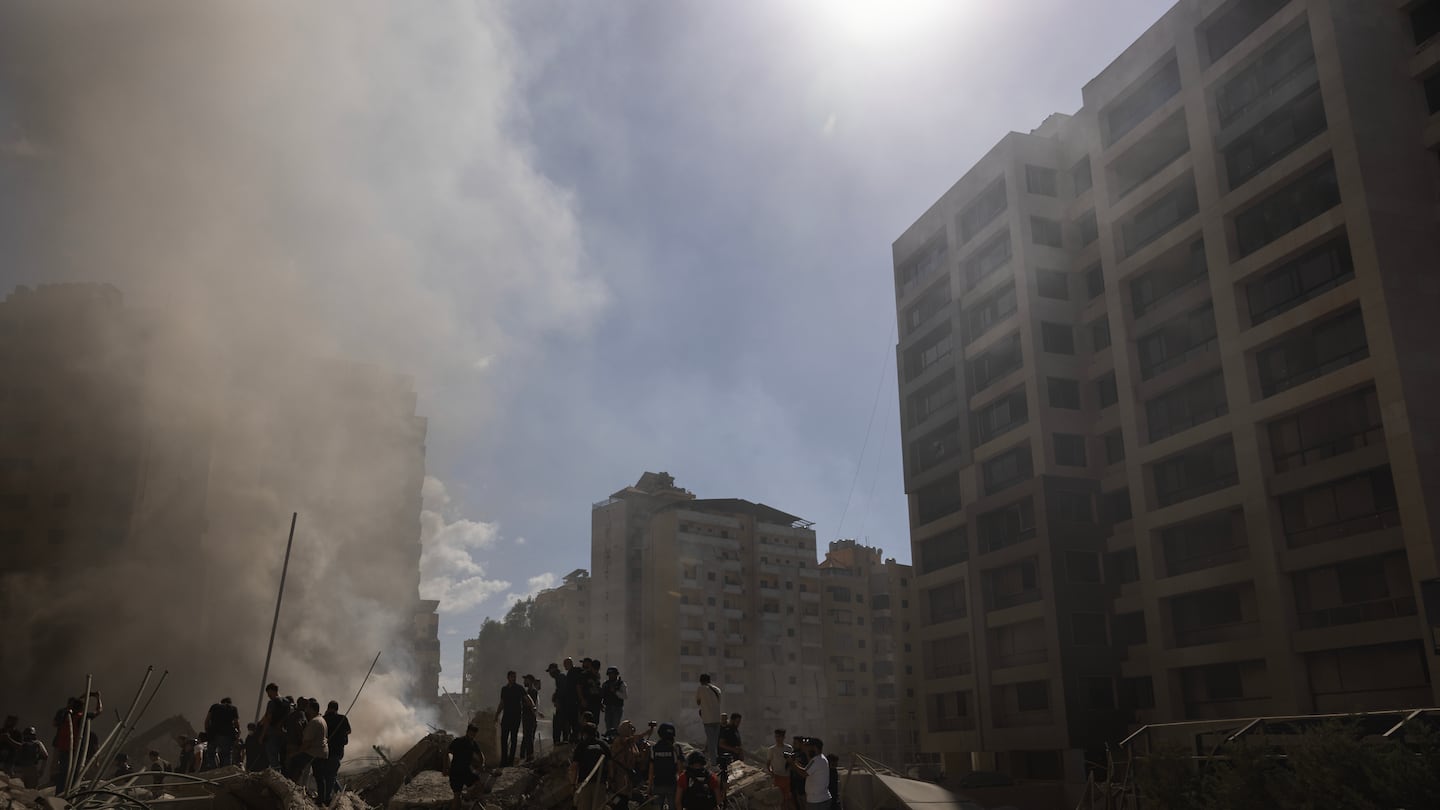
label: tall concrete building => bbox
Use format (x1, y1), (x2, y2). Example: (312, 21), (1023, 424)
(892, 0), (1440, 784)
(534, 568), (596, 660)
(592, 473), (826, 742)
(818, 540), (921, 766)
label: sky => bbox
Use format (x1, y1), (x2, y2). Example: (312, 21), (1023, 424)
(0, 0), (1177, 696)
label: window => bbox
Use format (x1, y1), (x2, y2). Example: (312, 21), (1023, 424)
(904, 322), (954, 383)
(910, 419), (962, 475)
(963, 283), (1017, 342)
(916, 474), (964, 525)
(1246, 235), (1354, 325)
(1077, 210), (1099, 246)
(1426, 70), (1440, 116)
(903, 279), (953, 337)
(1026, 164), (1058, 196)
(1131, 240), (1207, 317)
(1105, 430), (1126, 464)
(1161, 510), (1246, 576)
(1108, 548), (1140, 584)
(909, 374), (958, 424)
(896, 236), (947, 297)
(926, 580), (967, 624)
(1072, 613), (1109, 646)
(983, 445), (1033, 495)
(972, 388), (1027, 446)
(1268, 386), (1382, 472)
(1036, 269), (1069, 300)
(1096, 372), (1118, 409)
(928, 691), (973, 732)
(918, 527), (968, 574)
(1120, 676), (1156, 712)
(1015, 681), (1050, 711)
(1041, 322), (1074, 354)
(1106, 59), (1181, 145)
(1088, 317), (1111, 353)
(990, 619), (1047, 668)
(1137, 302), (1217, 380)
(1171, 586), (1246, 645)
(1146, 372), (1228, 442)
(1414, 0), (1440, 47)
(1204, 0), (1289, 62)
(1066, 550), (1102, 584)
(965, 230), (1014, 288)
(1113, 612), (1147, 646)
(1152, 437), (1238, 507)
(1047, 377), (1081, 409)
(1102, 489), (1133, 525)
(1113, 113), (1191, 199)
(1123, 181), (1198, 256)
(1084, 264), (1104, 298)
(1216, 25), (1316, 127)
(1256, 307), (1368, 398)
(1224, 84), (1326, 188)
(983, 558), (1041, 610)
(1055, 433), (1087, 467)
(977, 497), (1036, 554)
(1235, 160), (1341, 257)
(969, 333), (1023, 393)
(925, 636), (972, 678)
(1051, 490), (1093, 524)
(1031, 216), (1063, 248)
(1279, 466), (1400, 549)
(1072, 157), (1093, 195)
(959, 178), (1007, 243)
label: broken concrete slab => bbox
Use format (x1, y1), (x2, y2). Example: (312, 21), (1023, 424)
(385, 771), (452, 810)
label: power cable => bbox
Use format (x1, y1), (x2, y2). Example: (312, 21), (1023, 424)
(835, 322), (896, 539)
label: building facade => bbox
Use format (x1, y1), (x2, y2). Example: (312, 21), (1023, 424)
(818, 540), (920, 766)
(892, 0), (1440, 783)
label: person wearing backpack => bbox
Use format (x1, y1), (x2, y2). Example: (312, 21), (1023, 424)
(600, 667), (628, 735)
(647, 723), (681, 810)
(676, 750), (722, 810)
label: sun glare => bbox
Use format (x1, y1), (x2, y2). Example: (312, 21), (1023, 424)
(816, 0), (958, 46)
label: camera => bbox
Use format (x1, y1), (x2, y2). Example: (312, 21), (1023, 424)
(648, 721), (657, 727)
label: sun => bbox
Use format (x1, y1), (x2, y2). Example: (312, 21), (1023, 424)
(815, 0), (956, 46)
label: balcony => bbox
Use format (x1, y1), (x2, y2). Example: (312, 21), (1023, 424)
(1216, 24), (1317, 128)
(1145, 372), (1228, 444)
(1234, 160), (1340, 258)
(991, 648), (1048, 669)
(1246, 235), (1354, 326)
(1112, 111), (1191, 201)
(1152, 438), (1238, 509)
(1175, 619), (1260, 647)
(1106, 58), (1181, 146)
(1122, 180), (1198, 257)
(1223, 82), (1326, 189)
(1269, 386), (1382, 473)
(1130, 239), (1208, 318)
(1297, 596), (1417, 630)
(1257, 307), (1368, 398)
(1137, 303), (1217, 381)
(989, 588), (1042, 611)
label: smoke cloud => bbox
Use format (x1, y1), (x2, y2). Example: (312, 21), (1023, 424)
(0, 0), (604, 752)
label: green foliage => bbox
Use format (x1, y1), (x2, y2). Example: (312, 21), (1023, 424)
(462, 596), (575, 715)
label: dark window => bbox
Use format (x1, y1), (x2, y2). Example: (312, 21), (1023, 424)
(1235, 160), (1341, 257)
(1256, 307), (1368, 397)
(1200, 663), (1245, 700)
(903, 279), (953, 337)
(1171, 586), (1245, 645)
(1246, 235), (1354, 325)
(1084, 263), (1104, 298)
(1107, 59), (1182, 145)
(1107, 548), (1140, 585)
(918, 527), (968, 574)
(963, 283), (1017, 342)
(1078, 210), (1099, 246)
(1120, 676), (1156, 712)
(1426, 70), (1440, 116)
(1161, 510), (1247, 576)
(1073, 157), (1094, 195)
(910, 419), (962, 475)
(1103, 489), (1133, 525)
(1113, 113), (1191, 199)
(1055, 433), (1087, 467)
(916, 475), (964, 525)
(978, 497), (1036, 554)
(1041, 322), (1075, 355)
(969, 333), (1023, 393)
(1026, 165), (1058, 196)
(1224, 83), (1326, 188)
(1090, 317), (1112, 352)
(983, 445), (1033, 495)
(1082, 677), (1115, 710)
(1138, 302), (1217, 380)
(1123, 181), (1199, 256)
(909, 373), (958, 424)
(1131, 240), (1208, 317)
(1072, 613), (1109, 646)
(903, 322), (954, 383)
(1414, 0), (1440, 47)
(1205, 0), (1289, 62)
(1050, 490), (1093, 524)
(984, 559), (1040, 610)
(1036, 269), (1069, 300)
(926, 580), (968, 624)
(1067, 550), (1103, 584)
(1105, 431), (1126, 465)
(1015, 681), (1050, 711)
(1048, 377), (1081, 410)
(1146, 371), (1228, 442)
(896, 236), (947, 298)
(1032, 216), (1063, 248)
(965, 230), (1015, 288)
(1268, 386), (1382, 472)
(1153, 437), (1238, 507)
(1279, 467), (1400, 549)
(1216, 24), (1316, 126)
(959, 178), (1007, 243)
(1113, 612), (1147, 646)
(972, 388), (1028, 446)
(1096, 372), (1119, 409)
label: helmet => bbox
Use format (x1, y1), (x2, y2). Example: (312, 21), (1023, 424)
(686, 751), (707, 768)
(658, 722), (676, 740)
(606, 666), (619, 675)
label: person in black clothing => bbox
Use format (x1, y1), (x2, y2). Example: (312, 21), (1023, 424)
(582, 661), (604, 724)
(787, 736), (808, 810)
(259, 684), (288, 770)
(496, 671), (531, 767)
(647, 722), (680, 810)
(243, 724), (266, 772)
(0, 715), (20, 774)
(204, 697), (240, 768)
(716, 713), (743, 790)
(599, 667), (627, 735)
(568, 723), (610, 810)
(519, 675), (541, 762)
(546, 662), (569, 744)
(317, 700), (351, 804)
(444, 725), (484, 810)
(564, 659), (586, 744)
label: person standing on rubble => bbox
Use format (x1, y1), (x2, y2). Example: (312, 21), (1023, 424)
(282, 696), (308, 772)
(13, 728), (47, 789)
(647, 722), (680, 810)
(716, 713), (743, 792)
(568, 723), (610, 810)
(496, 670), (532, 767)
(0, 715), (20, 775)
(520, 675), (541, 762)
(443, 724), (484, 810)
(243, 723), (266, 772)
(259, 683), (288, 770)
(287, 699), (327, 789)
(564, 658), (585, 745)
(318, 700), (351, 804)
(547, 662), (570, 745)
(766, 729), (794, 810)
(694, 675), (722, 767)
(52, 691), (102, 791)
(600, 667), (628, 736)
(205, 697), (240, 768)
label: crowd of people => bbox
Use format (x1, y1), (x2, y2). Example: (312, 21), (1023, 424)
(1, 684), (353, 806)
(443, 662), (838, 810)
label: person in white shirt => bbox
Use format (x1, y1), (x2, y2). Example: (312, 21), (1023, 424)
(797, 738), (830, 810)
(765, 728), (795, 810)
(694, 673), (722, 765)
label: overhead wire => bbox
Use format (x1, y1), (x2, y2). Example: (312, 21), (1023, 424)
(835, 322), (897, 539)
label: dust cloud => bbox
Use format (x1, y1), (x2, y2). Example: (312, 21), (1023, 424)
(0, 0), (604, 752)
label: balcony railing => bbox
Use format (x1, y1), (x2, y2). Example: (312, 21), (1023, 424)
(1260, 345), (1370, 398)
(929, 715), (976, 732)
(993, 709), (1055, 728)
(1140, 337), (1217, 381)
(987, 588), (1042, 611)
(1174, 619), (1260, 647)
(1297, 595), (1417, 630)
(1156, 472), (1239, 508)
(992, 649), (1048, 669)
(930, 659), (974, 679)
(1166, 544), (1247, 577)
(1273, 425), (1383, 472)
(1285, 507), (1402, 549)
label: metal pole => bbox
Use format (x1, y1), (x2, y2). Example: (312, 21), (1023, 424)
(347, 651), (383, 715)
(255, 512), (298, 723)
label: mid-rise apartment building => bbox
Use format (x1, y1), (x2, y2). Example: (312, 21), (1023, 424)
(818, 540), (920, 766)
(892, 0), (1440, 783)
